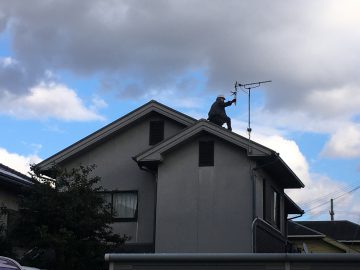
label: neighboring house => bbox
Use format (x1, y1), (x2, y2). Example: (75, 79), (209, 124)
(35, 100), (304, 253)
(288, 220), (360, 253)
(0, 164), (33, 233)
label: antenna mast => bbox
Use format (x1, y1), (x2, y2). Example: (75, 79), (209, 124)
(232, 80), (271, 140)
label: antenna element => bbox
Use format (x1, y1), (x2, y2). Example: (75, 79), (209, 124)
(232, 80), (271, 141)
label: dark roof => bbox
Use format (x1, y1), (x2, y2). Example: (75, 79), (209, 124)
(297, 221), (360, 241)
(35, 100), (304, 190)
(36, 100), (197, 171)
(135, 119), (304, 189)
(287, 220), (324, 238)
(0, 163), (33, 187)
(252, 155), (305, 189)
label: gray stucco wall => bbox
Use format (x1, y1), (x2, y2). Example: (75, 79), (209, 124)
(155, 134), (254, 252)
(60, 113), (187, 244)
(254, 168), (286, 235)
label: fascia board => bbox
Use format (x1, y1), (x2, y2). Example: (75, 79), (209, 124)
(136, 121), (271, 162)
(339, 240), (360, 243)
(138, 153), (163, 162)
(278, 157), (305, 188)
(0, 169), (32, 185)
(284, 193), (304, 214)
(37, 101), (196, 170)
(288, 235), (325, 238)
(0, 174), (33, 187)
(322, 237), (358, 253)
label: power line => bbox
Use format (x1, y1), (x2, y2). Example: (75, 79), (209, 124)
(301, 182), (358, 206)
(300, 183), (360, 210)
(303, 184), (360, 215)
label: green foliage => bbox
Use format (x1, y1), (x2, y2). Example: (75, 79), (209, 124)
(10, 164), (128, 270)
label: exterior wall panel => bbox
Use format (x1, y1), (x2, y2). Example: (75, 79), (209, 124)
(155, 135), (254, 252)
(60, 114), (186, 244)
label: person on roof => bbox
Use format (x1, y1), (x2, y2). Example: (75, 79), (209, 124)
(208, 95), (236, 131)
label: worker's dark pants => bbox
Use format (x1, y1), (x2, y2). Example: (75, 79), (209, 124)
(209, 115), (232, 130)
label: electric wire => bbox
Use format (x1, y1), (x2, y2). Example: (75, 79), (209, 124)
(300, 183), (360, 210)
(300, 182), (359, 207)
(302, 184), (360, 216)
(304, 185), (360, 218)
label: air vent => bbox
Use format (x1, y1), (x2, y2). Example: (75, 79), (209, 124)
(199, 141), (214, 167)
(149, 120), (164, 145)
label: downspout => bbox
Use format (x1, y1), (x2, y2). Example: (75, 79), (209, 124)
(250, 156), (259, 252)
(251, 165), (256, 221)
(132, 157), (158, 252)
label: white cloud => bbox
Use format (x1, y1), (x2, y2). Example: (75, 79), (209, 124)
(250, 98), (360, 160)
(3, 0), (360, 104)
(322, 124), (360, 158)
(0, 82), (105, 121)
(2, 1), (360, 152)
(232, 125), (359, 221)
(0, 147), (42, 176)
(251, 132), (311, 186)
(90, 96), (108, 111)
(305, 86), (360, 119)
(144, 87), (206, 110)
(1, 57), (17, 67)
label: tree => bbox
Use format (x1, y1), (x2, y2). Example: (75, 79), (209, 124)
(10, 164), (128, 270)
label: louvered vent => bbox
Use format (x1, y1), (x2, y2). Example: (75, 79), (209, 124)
(199, 141), (214, 167)
(149, 120), (164, 145)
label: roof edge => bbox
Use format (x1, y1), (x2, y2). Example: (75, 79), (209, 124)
(134, 120), (273, 162)
(36, 100), (197, 170)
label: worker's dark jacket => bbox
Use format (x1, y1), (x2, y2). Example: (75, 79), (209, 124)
(208, 98), (232, 120)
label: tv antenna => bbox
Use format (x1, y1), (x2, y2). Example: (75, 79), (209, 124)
(231, 80), (271, 141)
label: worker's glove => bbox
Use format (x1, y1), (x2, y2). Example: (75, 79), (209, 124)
(232, 98), (237, 103)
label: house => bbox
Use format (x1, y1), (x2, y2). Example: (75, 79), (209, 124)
(288, 220), (360, 253)
(35, 100), (304, 253)
(0, 164), (33, 233)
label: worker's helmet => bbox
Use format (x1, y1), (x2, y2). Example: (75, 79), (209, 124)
(217, 95), (225, 100)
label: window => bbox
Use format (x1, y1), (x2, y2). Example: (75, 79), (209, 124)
(263, 179), (268, 220)
(273, 190), (280, 228)
(102, 191), (138, 221)
(199, 141), (214, 167)
(263, 181), (281, 229)
(149, 120), (164, 145)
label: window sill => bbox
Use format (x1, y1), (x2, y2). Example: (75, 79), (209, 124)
(112, 218), (138, 223)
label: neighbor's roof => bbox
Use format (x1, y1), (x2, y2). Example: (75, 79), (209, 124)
(297, 221), (360, 242)
(0, 163), (33, 187)
(288, 220), (325, 238)
(134, 119), (304, 189)
(36, 100), (197, 170)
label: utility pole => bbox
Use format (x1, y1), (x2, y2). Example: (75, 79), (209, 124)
(329, 198), (335, 221)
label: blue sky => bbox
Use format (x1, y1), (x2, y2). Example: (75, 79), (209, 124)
(1, 0), (360, 222)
